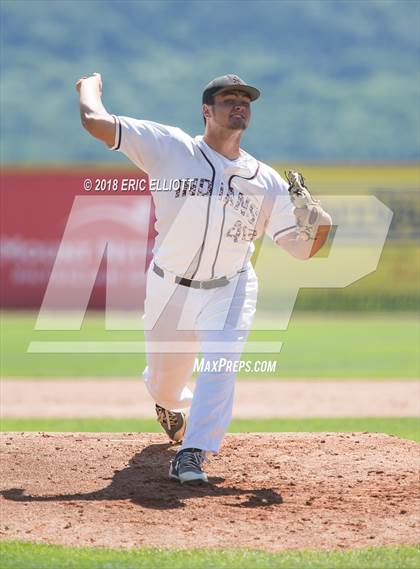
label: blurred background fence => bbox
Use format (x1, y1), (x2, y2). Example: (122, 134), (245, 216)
(1, 165), (418, 312)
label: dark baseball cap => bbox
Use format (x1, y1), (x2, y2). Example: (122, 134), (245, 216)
(202, 74), (260, 104)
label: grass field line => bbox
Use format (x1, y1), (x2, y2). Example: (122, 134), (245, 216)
(2, 418), (419, 442)
(1, 542), (420, 569)
(3, 311), (419, 378)
(2, 379), (419, 418)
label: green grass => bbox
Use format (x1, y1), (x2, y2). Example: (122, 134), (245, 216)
(1, 311), (419, 378)
(0, 542), (419, 569)
(2, 417), (419, 442)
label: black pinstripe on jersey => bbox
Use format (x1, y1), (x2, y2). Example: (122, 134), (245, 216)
(272, 225), (296, 241)
(190, 147), (215, 280)
(113, 115), (122, 150)
(211, 163), (260, 279)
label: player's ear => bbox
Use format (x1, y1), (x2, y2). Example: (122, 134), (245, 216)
(202, 104), (211, 119)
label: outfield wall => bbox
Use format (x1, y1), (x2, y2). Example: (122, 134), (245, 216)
(0, 168), (153, 308)
(1, 166), (418, 310)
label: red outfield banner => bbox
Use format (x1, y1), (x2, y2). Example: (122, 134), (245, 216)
(0, 168), (153, 308)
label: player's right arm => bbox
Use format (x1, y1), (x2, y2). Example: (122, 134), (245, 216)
(76, 73), (115, 147)
(76, 78), (187, 173)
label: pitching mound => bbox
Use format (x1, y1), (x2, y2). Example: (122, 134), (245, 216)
(1, 432), (419, 551)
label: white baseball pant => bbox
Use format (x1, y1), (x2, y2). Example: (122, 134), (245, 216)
(142, 262), (258, 453)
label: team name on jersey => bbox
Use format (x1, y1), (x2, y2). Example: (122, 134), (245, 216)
(173, 177), (260, 225)
(173, 178), (213, 197)
(217, 182), (259, 225)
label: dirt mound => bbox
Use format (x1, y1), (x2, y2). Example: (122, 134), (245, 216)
(1, 432), (419, 551)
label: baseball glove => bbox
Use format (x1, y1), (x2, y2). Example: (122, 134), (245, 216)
(285, 170), (325, 241)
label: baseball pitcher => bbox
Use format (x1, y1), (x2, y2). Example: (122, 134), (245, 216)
(76, 73), (332, 484)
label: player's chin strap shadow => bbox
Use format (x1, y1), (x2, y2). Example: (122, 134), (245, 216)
(1, 444), (283, 510)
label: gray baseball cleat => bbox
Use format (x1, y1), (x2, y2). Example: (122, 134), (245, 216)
(169, 448), (209, 484)
(155, 404), (186, 443)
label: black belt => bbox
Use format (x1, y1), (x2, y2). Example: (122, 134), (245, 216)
(153, 263), (230, 289)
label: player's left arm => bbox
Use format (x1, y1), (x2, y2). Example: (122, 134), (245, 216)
(267, 170), (332, 260)
(275, 211), (331, 259)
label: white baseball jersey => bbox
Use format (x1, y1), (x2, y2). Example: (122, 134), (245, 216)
(111, 116), (296, 280)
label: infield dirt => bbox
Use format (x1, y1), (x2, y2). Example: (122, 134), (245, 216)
(1, 432), (419, 551)
(3, 379), (419, 417)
